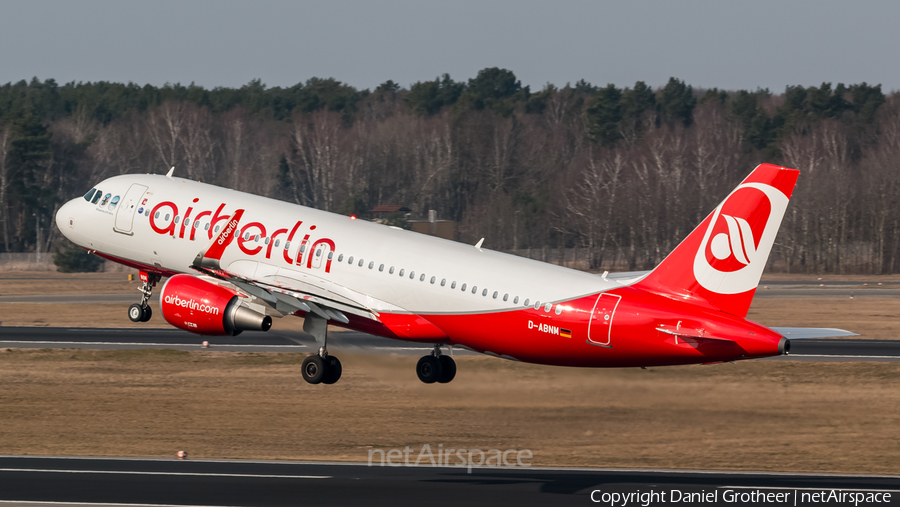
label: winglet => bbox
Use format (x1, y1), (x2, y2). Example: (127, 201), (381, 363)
(166, 166), (175, 179)
(192, 209), (245, 270)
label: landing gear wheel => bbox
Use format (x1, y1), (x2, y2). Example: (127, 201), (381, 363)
(416, 355), (443, 384)
(128, 304), (144, 323)
(437, 355), (456, 383)
(139, 305), (152, 322)
(302, 355), (326, 384)
(323, 356), (342, 384)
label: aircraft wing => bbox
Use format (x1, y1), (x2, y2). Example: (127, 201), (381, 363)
(770, 327), (859, 339)
(189, 208), (378, 325)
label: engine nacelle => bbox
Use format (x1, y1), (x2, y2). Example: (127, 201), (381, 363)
(159, 274), (272, 336)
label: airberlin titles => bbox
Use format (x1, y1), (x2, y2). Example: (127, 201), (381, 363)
(149, 198), (337, 272)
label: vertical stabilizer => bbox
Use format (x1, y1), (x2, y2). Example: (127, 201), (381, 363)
(633, 164), (799, 317)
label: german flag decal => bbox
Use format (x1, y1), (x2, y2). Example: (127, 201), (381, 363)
(559, 328), (572, 339)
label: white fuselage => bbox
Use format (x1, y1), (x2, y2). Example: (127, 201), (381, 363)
(58, 174), (620, 318)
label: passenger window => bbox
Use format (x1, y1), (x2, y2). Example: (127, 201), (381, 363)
(145, 209), (150, 216)
(348, 256), (353, 263)
(502, 293), (508, 301)
(243, 232), (250, 240)
(155, 211), (160, 219)
(410, 271), (415, 279)
(215, 225), (221, 232)
(555, 305), (563, 315)
(184, 219), (190, 227)
(368, 261), (374, 269)
(399, 269), (405, 277)
(165, 214), (171, 221)
(494, 291), (499, 299)
(430, 276), (435, 284)
(524, 299), (530, 306)
(482, 289), (488, 297)
(440, 279), (446, 286)
(255, 235), (260, 242)
(300, 245), (306, 253)
(174, 216), (180, 224)
(91, 191), (102, 204)
(544, 303), (552, 312)
(337, 253), (343, 261)
(328, 252), (333, 260)
(472, 286), (477, 294)
(513, 296), (518, 304)
(379, 264), (384, 271)
(193, 221), (200, 229)
(534, 301), (541, 309)
(461, 283), (467, 291)
(451, 281), (457, 289)
(284, 241), (290, 249)
(316, 249), (322, 257)
(358, 259), (364, 267)
(389, 266), (395, 274)
(264, 237), (270, 244)
(420, 274), (425, 282)
(204, 223), (210, 231)
(276, 239), (281, 248)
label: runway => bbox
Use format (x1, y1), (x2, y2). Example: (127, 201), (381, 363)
(0, 456), (898, 507)
(0, 326), (898, 361)
(0, 326), (443, 354)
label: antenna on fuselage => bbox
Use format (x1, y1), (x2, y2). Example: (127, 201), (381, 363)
(166, 166), (175, 179)
(474, 238), (484, 250)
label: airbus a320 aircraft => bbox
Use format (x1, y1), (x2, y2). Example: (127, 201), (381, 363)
(55, 163), (853, 385)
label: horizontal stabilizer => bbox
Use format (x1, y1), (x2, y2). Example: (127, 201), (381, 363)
(771, 327), (858, 339)
(656, 324), (735, 343)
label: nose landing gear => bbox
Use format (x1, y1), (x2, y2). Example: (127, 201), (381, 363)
(128, 271), (159, 323)
(417, 345), (456, 384)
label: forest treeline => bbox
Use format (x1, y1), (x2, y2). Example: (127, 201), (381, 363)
(1, 69), (898, 273)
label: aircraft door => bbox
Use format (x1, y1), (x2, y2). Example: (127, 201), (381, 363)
(114, 184), (149, 233)
(587, 292), (621, 347)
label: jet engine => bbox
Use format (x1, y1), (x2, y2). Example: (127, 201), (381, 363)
(159, 274), (272, 336)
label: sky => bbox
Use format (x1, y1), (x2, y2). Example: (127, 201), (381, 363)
(1, 0), (898, 93)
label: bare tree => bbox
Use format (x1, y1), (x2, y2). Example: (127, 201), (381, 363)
(146, 101), (186, 171)
(0, 123), (12, 251)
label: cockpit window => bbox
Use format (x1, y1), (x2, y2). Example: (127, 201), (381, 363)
(109, 196), (120, 210)
(100, 193), (111, 206)
(83, 189), (96, 202)
(91, 190), (102, 204)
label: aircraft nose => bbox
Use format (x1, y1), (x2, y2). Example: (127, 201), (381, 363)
(55, 198), (80, 239)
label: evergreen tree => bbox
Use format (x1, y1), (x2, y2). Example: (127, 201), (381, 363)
(586, 84), (623, 146)
(658, 77), (696, 127)
(620, 81), (656, 139)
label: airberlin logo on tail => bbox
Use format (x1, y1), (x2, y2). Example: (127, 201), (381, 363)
(693, 182), (789, 295)
(709, 214), (757, 267)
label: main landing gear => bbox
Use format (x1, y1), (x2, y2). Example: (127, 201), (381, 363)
(416, 345), (456, 384)
(301, 315), (342, 385)
(128, 271), (160, 323)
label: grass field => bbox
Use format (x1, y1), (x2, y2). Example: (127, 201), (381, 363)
(0, 348), (898, 474)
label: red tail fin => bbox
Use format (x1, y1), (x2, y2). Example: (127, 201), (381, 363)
(633, 164), (799, 317)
